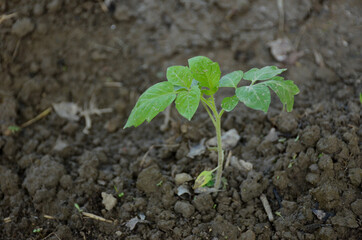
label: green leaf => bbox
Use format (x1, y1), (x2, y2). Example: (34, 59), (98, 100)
(219, 70), (243, 88)
(193, 170), (213, 189)
(221, 95), (238, 112)
(244, 66), (286, 83)
(124, 82), (176, 128)
(262, 80), (299, 112)
(271, 76), (284, 81)
(167, 66), (193, 88)
(236, 85), (271, 112)
(175, 86), (201, 120)
(188, 56), (221, 91)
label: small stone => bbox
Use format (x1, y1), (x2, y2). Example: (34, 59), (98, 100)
(317, 227), (336, 240)
(301, 125), (320, 147)
(174, 201), (195, 218)
(348, 168), (362, 186)
(104, 117), (121, 133)
(29, 62), (40, 73)
(136, 165), (163, 194)
(306, 173), (319, 185)
(114, 5), (131, 21)
(241, 229), (256, 240)
(23, 156), (65, 197)
(309, 164), (319, 173)
(101, 192), (117, 211)
(280, 200), (298, 215)
(207, 129), (240, 149)
(55, 225), (73, 239)
(47, 0), (62, 13)
(33, 3), (44, 16)
(264, 128), (278, 142)
(0, 167), (19, 196)
(241, 171), (268, 201)
(317, 135), (340, 154)
(276, 112), (298, 133)
(211, 216), (239, 240)
(133, 198), (147, 210)
(174, 173), (193, 185)
(157, 220), (175, 232)
(272, 171), (288, 190)
(62, 122), (79, 135)
(315, 67), (339, 84)
(59, 175), (72, 189)
(11, 18), (34, 38)
(286, 140), (305, 154)
(331, 209), (358, 228)
(350, 199), (362, 216)
(192, 194), (214, 212)
(231, 157), (253, 172)
(318, 154), (333, 170)
(91, 51), (107, 60)
(311, 183), (340, 210)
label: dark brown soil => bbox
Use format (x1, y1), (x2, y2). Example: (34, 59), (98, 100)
(1, 0), (361, 239)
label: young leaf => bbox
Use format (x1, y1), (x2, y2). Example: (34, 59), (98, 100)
(221, 96), (238, 112)
(188, 56), (220, 92)
(262, 80), (299, 112)
(124, 82), (176, 128)
(244, 66), (286, 83)
(236, 84), (271, 112)
(219, 70), (243, 88)
(193, 170), (213, 189)
(175, 86), (201, 120)
(167, 66), (193, 88)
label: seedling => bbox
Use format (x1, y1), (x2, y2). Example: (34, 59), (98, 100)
(193, 167), (218, 189)
(33, 228), (42, 233)
(275, 211), (284, 220)
(124, 56), (299, 190)
(294, 135), (300, 142)
(156, 180), (163, 187)
(7, 125), (21, 133)
(74, 203), (82, 213)
(114, 185), (124, 198)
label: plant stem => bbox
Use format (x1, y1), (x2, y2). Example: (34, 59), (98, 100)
(214, 110), (224, 190)
(201, 95), (225, 190)
(209, 96), (224, 190)
(201, 100), (217, 127)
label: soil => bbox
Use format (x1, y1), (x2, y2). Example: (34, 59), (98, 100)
(0, 0), (361, 239)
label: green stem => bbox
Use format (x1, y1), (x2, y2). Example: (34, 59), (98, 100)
(201, 95), (224, 190)
(209, 96), (224, 190)
(201, 101), (217, 127)
(214, 111), (224, 190)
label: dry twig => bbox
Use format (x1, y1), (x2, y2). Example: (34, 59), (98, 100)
(21, 107), (52, 128)
(0, 12), (17, 24)
(82, 212), (113, 223)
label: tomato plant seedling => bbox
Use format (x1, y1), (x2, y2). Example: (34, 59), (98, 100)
(124, 56), (299, 190)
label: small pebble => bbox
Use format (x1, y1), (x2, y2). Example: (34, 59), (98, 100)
(174, 201), (195, 218)
(101, 192), (117, 211)
(11, 18), (34, 38)
(174, 173), (193, 185)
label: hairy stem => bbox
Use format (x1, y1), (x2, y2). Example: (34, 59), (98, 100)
(201, 101), (217, 128)
(209, 96), (224, 190)
(201, 95), (224, 190)
(214, 111), (224, 190)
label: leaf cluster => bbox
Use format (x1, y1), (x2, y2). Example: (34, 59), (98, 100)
(124, 56), (299, 128)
